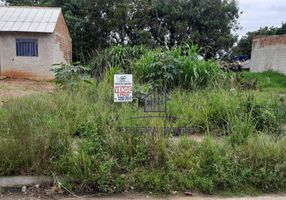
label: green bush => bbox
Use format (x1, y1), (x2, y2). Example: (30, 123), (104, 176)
(90, 45), (148, 78)
(88, 45), (226, 91)
(53, 62), (92, 87)
(134, 46), (225, 90)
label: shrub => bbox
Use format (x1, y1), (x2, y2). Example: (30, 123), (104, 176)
(53, 62), (92, 87)
(88, 45), (226, 91)
(90, 45), (148, 78)
(240, 94), (283, 134)
(135, 46), (225, 90)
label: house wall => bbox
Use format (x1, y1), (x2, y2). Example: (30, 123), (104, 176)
(0, 32), (67, 80)
(251, 35), (286, 74)
(54, 13), (72, 63)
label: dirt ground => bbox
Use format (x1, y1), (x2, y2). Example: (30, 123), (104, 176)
(2, 193), (286, 200)
(0, 79), (55, 102)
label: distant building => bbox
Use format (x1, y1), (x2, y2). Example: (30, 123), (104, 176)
(0, 6), (72, 80)
(251, 35), (286, 74)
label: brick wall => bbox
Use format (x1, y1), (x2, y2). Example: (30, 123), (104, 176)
(253, 35), (286, 49)
(54, 13), (72, 63)
(251, 35), (286, 74)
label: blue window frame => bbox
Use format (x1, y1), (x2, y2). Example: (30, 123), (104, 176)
(16, 39), (38, 57)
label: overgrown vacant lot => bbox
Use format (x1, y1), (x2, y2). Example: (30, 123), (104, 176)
(1, 46), (286, 195)
(2, 193), (286, 200)
(0, 79), (54, 101)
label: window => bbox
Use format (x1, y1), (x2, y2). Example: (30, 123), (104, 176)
(16, 39), (38, 57)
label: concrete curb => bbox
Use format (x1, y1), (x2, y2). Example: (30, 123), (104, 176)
(0, 176), (53, 188)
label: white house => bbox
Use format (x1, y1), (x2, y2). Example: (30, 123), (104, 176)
(0, 6), (72, 80)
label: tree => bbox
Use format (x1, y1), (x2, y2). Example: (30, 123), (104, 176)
(6, 0), (240, 61)
(233, 23), (286, 58)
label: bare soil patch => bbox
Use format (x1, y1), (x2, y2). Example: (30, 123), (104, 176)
(0, 79), (55, 103)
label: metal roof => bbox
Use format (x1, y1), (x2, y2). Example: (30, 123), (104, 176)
(0, 6), (61, 33)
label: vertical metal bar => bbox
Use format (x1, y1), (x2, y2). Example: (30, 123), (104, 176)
(20, 39), (23, 56)
(31, 40), (34, 56)
(35, 40), (38, 57)
(16, 40), (18, 56)
(31, 41), (33, 56)
(28, 41), (30, 56)
(24, 41), (27, 56)
(24, 40), (27, 56)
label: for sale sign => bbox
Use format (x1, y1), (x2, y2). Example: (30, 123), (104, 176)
(114, 74), (133, 102)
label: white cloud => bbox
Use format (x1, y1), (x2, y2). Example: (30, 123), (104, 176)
(237, 0), (286, 36)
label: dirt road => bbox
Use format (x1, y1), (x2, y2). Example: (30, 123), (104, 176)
(0, 79), (55, 102)
(2, 193), (286, 200)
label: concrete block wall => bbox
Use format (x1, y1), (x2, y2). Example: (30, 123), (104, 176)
(0, 32), (56, 80)
(251, 35), (286, 74)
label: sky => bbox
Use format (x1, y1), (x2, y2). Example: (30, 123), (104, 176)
(237, 0), (286, 37)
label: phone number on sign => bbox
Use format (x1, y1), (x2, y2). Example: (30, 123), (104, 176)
(117, 96), (132, 101)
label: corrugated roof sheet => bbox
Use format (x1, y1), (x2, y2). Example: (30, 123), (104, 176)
(0, 6), (61, 33)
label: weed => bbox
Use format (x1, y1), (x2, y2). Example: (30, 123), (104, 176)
(1, 48), (286, 195)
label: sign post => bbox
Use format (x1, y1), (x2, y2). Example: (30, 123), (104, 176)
(114, 74), (133, 103)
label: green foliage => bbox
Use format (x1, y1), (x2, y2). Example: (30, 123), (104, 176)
(168, 89), (286, 138)
(1, 49), (286, 194)
(134, 46), (224, 90)
(88, 45), (226, 91)
(65, 129), (117, 192)
(7, 0), (240, 61)
(233, 23), (286, 57)
(90, 45), (148, 78)
(240, 95), (281, 133)
(242, 71), (286, 89)
(52, 62), (92, 87)
(1, 77), (286, 194)
(135, 49), (184, 89)
(0, 92), (73, 175)
(170, 134), (286, 193)
(228, 73), (259, 90)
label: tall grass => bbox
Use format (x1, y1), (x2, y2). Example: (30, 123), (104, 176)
(168, 89), (286, 137)
(88, 45), (226, 90)
(1, 47), (286, 194)
(0, 77), (286, 193)
(243, 71), (286, 89)
(134, 46), (225, 90)
(90, 45), (148, 78)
